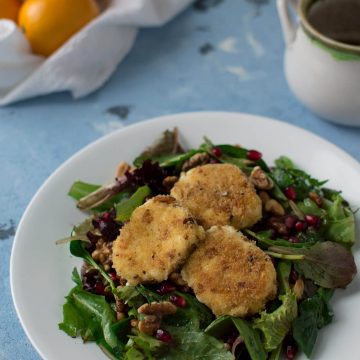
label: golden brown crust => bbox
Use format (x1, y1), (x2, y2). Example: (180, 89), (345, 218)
(171, 164), (262, 230)
(181, 226), (277, 317)
(112, 195), (204, 285)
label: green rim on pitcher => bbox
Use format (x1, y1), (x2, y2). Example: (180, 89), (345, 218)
(299, 0), (360, 59)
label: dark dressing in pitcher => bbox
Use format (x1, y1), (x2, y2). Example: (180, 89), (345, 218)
(308, 0), (360, 46)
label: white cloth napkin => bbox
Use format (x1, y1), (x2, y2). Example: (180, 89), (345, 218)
(0, 0), (192, 106)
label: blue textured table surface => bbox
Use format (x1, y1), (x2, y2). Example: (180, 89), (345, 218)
(1, 1), (359, 359)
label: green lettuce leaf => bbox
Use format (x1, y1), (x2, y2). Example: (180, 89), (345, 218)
(253, 291), (298, 351)
(59, 286), (124, 355)
(293, 288), (334, 358)
(115, 185), (151, 222)
(323, 195), (355, 247)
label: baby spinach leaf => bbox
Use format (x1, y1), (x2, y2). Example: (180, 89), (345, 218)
(253, 291), (298, 352)
(59, 286), (124, 353)
(160, 326), (233, 360)
(115, 185), (151, 222)
(232, 318), (267, 360)
(163, 291), (213, 331)
(293, 288), (334, 358)
(126, 332), (163, 359)
(269, 242), (357, 288)
(323, 195), (355, 247)
(204, 315), (233, 338)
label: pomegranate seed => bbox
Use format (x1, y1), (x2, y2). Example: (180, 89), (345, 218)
(295, 220), (307, 232)
(289, 236), (299, 243)
(108, 271), (118, 282)
(305, 214), (320, 228)
(286, 344), (298, 359)
(211, 147), (222, 157)
(155, 329), (172, 343)
(246, 149), (262, 161)
(284, 186), (297, 201)
(157, 282), (176, 295)
(169, 294), (187, 308)
(290, 270), (298, 283)
(94, 282), (106, 295)
(285, 215), (299, 229)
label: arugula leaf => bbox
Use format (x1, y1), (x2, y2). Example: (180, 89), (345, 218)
(293, 288), (334, 358)
(271, 161), (327, 201)
(232, 318), (267, 360)
(69, 181), (130, 212)
(160, 326), (233, 360)
(116, 186), (151, 222)
(253, 291), (298, 351)
(126, 332), (163, 359)
(70, 240), (115, 291)
(323, 194), (355, 247)
(269, 242), (357, 288)
(59, 286), (124, 354)
(245, 229), (314, 249)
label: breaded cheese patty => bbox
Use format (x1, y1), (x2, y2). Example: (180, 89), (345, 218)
(181, 226), (277, 317)
(112, 195), (204, 285)
(171, 163), (262, 230)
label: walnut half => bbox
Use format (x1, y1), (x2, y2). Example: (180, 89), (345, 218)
(250, 166), (274, 190)
(137, 301), (177, 335)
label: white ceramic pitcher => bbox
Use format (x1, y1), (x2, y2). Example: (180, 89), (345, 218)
(277, 0), (360, 127)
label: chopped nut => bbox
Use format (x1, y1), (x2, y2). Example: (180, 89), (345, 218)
(115, 161), (131, 178)
(182, 153), (210, 172)
(250, 166), (274, 190)
(309, 191), (323, 207)
(268, 217), (288, 235)
(293, 278), (304, 300)
(91, 239), (113, 267)
(138, 301), (177, 316)
(169, 272), (187, 286)
(265, 199), (285, 216)
(163, 176), (178, 191)
(117, 312), (126, 321)
(138, 315), (161, 335)
(258, 191), (271, 205)
(130, 319), (139, 328)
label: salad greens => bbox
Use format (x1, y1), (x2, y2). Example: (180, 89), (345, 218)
(59, 129), (357, 360)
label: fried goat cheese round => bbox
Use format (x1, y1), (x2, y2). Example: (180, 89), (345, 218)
(112, 195), (205, 285)
(181, 226), (277, 317)
(170, 163), (262, 230)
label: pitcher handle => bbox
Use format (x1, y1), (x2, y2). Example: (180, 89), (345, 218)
(276, 0), (298, 46)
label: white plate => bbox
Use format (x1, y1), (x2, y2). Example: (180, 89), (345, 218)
(11, 112), (360, 360)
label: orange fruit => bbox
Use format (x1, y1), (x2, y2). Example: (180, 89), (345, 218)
(0, 0), (21, 21)
(18, 0), (100, 57)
